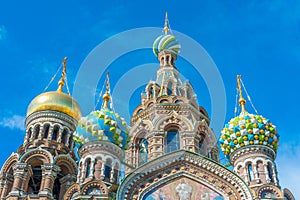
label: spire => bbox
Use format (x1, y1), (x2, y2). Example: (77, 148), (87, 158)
(237, 75), (246, 113)
(163, 12), (169, 35)
(57, 57), (68, 92)
(102, 72), (111, 108)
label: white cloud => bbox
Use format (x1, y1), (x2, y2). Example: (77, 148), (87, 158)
(0, 25), (7, 40)
(0, 115), (25, 131)
(276, 139), (300, 199)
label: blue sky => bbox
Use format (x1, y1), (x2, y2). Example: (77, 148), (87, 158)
(0, 0), (299, 198)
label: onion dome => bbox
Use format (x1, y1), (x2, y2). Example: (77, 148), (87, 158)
(27, 91), (81, 120)
(219, 75), (279, 156)
(73, 74), (131, 150)
(26, 58), (82, 121)
(153, 12), (181, 57)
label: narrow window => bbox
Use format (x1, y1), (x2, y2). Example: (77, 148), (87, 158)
(267, 163), (274, 183)
(138, 139), (148, 165)
(248, 164), (254, 181)
(166, 130), (180, 153)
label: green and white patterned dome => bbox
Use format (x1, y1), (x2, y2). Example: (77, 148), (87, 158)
(153, 34), (181, 57)
(152, 12), (181, 57)
(219, 75), (280, 157)
(219, 112), (279, 156)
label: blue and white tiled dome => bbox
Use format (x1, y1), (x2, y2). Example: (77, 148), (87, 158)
(73, 107), (131, 150)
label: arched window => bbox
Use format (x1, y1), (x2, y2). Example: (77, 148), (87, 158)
(34, 125), (40, 139)
(52, 126), (59, 141)
(248, 163), (254, 181)
(28, 165), (42, 194)
(198, 139), (203, 155)
(44, 124), (50, 139)
(167, 82), (172, 95)
(267, 163), (274, 183)
(62, 129), (68, 144)
(85, 159), (91, 178)
(105, 165), (112, 180)
(166, 130), (180, 153)
(27, 128), (32, 142)
(138, 139), (148, 165)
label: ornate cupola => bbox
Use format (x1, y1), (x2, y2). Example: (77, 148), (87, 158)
(24, 58), (82, 153)
(3, 58), (80, 200)
(219, 75), (284, 199)
(65, 73), (131, 199)
(126, 13), (219, 174)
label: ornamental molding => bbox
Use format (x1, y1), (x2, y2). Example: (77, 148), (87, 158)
(19, 147), (54, 164)
(131, 102), (209, 125)
(26, 110), (77, 129)
(54, 154), (78, 174)
(78, 141), (124, 160)
(117, 150), (252, 200)
(81, 180), (108, 195)
(230, 145), (276, 164)
(0, 153), (19, 173)
(256, 184), (284, 199)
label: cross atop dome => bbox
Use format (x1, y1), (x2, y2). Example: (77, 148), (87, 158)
(237, 75), (247, 113)
(57, 57), (68, 92)
(164, 12), (170, 35)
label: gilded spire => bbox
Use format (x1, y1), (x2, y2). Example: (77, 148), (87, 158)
(237, 75), (246, 113)
(163, 12), (169, 35)
(57, 57), (67, 92)
(102, 72), (111, 109)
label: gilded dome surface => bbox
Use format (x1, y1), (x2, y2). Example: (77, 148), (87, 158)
(26, 91), (82, 120)
(219, 112), (279, 156)
(73, 107), (131, 150)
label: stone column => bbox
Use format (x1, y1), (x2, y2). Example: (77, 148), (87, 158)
(100, 162), (105, 180)
(253, 163), (259, 182)
(89, 159), (95, 178)
(57, 129), (63, 143)
(39, 164), (60, 198)
(59, 174), (76, 199)
(264, 163), (271, 183)
(272, 165), (278, 185)
(30, 130), (35, 141)
(110, 163), (115, 182)
(47, 125), (54, 141)
(38, 126), (44, 140)
(9, 163), (31, 197)
(23, 130), (29, 144)
(243, 164), (248, 183)
(132, 145), (136, 168)
(65, 133), (71, 147)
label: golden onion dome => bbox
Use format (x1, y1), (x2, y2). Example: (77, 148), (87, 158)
(26, 91), (82, 121)
(26, 57), (81, 121)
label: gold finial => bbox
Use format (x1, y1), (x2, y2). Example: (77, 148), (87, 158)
(163, 12), (169, 35)
(57, 57), (68, 92)
(102, 72), (111, 108)
(237, 75), (246, 112)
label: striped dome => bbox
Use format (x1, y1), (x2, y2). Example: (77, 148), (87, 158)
(219, 112), (279, 157)
(73, 107), (131, 150)
(153, 34), (181, 57)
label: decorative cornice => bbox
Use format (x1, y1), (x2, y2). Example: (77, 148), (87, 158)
(78, 140), (124, 160)
(26, 110), (77, 129)
(230, 145), (276, 164)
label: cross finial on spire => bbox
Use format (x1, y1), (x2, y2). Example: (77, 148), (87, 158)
(237, 75), (246, 113)
(57, 57), (68, 92)
(102, 72), (111, 108)
(164, 12), (169, 35)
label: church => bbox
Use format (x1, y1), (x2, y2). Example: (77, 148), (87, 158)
(0, 14), (295, 200)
